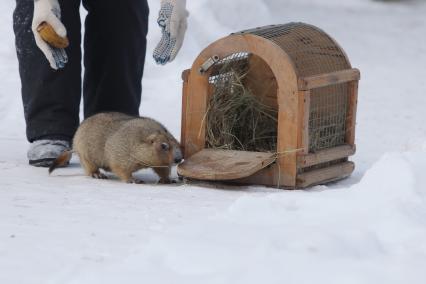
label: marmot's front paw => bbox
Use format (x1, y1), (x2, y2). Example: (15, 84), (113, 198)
(158, 177), (173, 184)
(127, 178), (145, 184)
(92, 172), (108, 179)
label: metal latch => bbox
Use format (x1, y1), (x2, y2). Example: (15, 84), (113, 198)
(199, 55), (220, 74)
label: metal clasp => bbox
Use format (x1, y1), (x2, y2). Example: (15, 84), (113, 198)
(199, 55), (220, 74)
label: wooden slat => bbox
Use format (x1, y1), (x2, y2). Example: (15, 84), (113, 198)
(184, 69), (209, 157)
(181, 69), (190, 82)
(297, 90), (310, 155)
(297, 145), (356, 168)
(277, 104), (298, 187)
(234, 163), (293, 189)
(177, 149), (276, 181)
(345, 81), (359, 146)
(296, 161), (355, 188)
(181, 70), (190, 157)
(298, 68), (360, 90)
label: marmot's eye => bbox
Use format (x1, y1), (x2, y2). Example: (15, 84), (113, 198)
(161, 143), (170, 151)
(150, 139), (155, 144)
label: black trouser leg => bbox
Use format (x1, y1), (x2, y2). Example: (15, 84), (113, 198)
(82, 0), (149, 118)
(13, 0), (82, 142)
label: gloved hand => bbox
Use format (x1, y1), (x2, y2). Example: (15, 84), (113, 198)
(153, 0), (189, 65)
(32, 0), (68, 70)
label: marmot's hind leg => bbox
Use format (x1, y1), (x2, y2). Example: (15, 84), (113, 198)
(80, 157), (107, 179)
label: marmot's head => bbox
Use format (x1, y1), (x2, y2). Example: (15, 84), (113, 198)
(135, 131), (174, 167)
(161, 126), (183, 164)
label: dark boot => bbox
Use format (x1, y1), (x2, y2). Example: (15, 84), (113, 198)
(27, 139), (71, 167)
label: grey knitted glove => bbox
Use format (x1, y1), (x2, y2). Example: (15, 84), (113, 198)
(153, 0), (189, 65)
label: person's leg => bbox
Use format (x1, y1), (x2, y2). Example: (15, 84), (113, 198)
(82, 0), (149, 118)
(13, 0), (82, 143)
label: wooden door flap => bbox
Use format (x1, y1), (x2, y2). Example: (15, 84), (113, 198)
(177, 149), (276, 181)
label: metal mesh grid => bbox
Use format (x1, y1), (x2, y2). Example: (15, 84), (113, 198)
(309, 83), (349, 152)
(236, 22), (351, 77)
(208, 52), (250, 86)
(237, 23), (351, 154)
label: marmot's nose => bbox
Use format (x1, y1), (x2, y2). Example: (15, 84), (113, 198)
(173, 148), (183, 164)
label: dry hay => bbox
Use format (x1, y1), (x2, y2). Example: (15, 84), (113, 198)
(205, 56), (278, 152)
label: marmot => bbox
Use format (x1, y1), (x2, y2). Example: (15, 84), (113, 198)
(49, 112), (182, 184)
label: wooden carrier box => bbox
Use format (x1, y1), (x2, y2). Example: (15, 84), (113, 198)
(178, 23), (360, 189)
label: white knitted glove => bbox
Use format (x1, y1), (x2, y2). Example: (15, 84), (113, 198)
(153, 0), (189, 65)
(32, 0), (68, 70)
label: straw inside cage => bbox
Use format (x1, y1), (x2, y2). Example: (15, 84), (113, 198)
(205, 53), (279, 152)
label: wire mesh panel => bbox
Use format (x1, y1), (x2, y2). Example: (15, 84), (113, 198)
(237, 23), (351, 154)
(208, 52), (250, 86)
(236, 23), (351, 77)
(309, 83), (349, 152)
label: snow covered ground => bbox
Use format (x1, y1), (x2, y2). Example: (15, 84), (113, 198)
(1, 0), (426, 283)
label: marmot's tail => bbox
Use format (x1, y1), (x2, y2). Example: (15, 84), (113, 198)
(49, 151), (73, 174)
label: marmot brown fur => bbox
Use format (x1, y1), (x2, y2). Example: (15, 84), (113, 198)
(49, 112), (182, 184)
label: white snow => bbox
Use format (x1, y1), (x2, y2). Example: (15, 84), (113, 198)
(1, 0), (426, 283)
